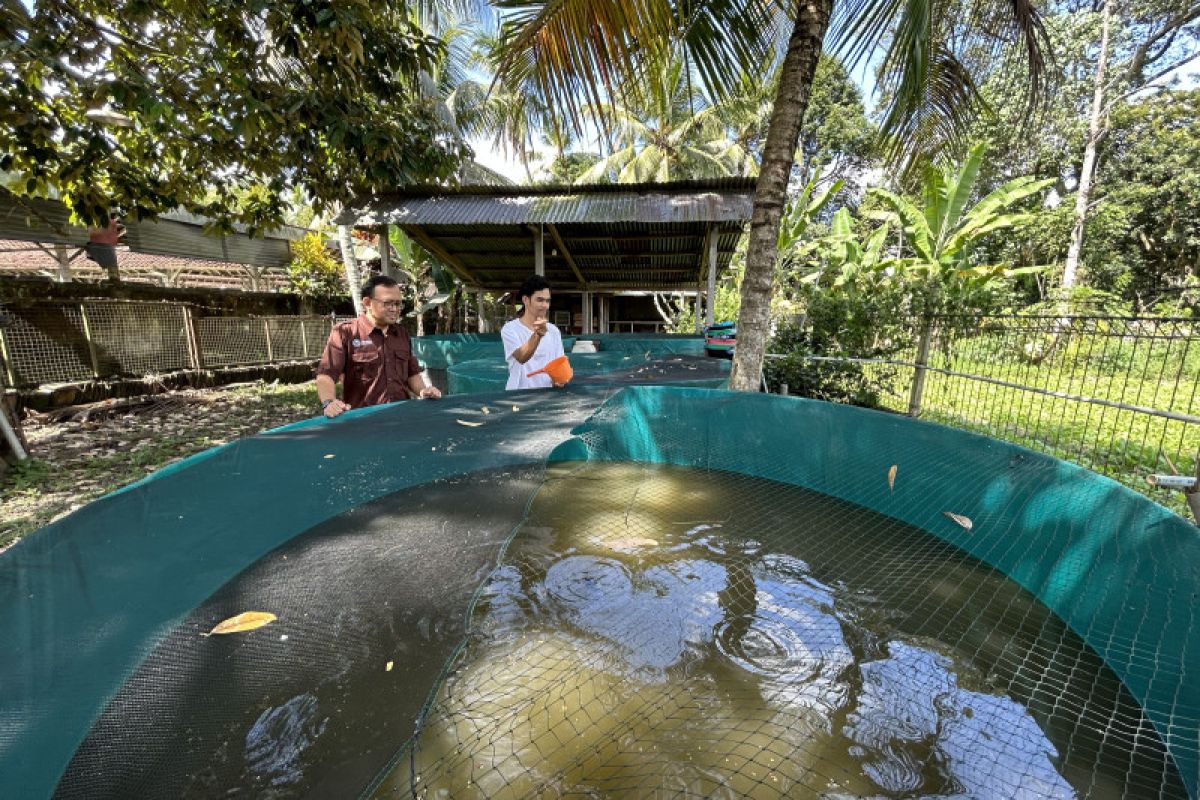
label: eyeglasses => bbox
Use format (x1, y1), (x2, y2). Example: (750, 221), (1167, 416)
(371, 299), (402, 309)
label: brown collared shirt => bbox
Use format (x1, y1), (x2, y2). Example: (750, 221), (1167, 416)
(315, 316), (424, 409)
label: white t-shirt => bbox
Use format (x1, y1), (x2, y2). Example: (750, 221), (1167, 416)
(501, 318), (565, 390)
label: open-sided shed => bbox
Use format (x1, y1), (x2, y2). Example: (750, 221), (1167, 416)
(335, 178), (755, 330)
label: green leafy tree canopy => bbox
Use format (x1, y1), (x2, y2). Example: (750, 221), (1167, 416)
(0, 0), (470, 231)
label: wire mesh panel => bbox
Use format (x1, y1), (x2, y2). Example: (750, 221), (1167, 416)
(81, 300), (191, 376)
(770, 314), (1200, 515)
(195, 316), (273, 367)
(916, 315), (1200, 508)
(0, 304), (93, 387)
(265, 317), (316, 361)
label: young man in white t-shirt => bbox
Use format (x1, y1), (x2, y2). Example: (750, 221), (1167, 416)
(501, 275), (566, 390)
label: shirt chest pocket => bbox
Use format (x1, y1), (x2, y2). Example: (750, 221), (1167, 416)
(349, 347), (381, 378)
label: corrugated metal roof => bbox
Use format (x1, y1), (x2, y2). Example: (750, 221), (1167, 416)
(339, 179), (755, 227)
(337, 180), (755, 292)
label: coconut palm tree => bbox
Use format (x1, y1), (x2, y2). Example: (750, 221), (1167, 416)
(487, 0), (1050, 389)
(575, 55), (754, 182)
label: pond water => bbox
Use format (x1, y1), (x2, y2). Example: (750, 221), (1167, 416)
(386, 462), (1187, 800)
(56, 462), (1187, 799)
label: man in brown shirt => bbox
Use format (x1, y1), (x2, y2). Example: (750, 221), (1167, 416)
(316, 275), (441, 418)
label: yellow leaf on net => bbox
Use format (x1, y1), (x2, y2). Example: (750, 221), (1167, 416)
(456, 419), (484, 427)
(887, 465), (897, 492)
(385, 661), (394, 672)
(204, 611), (277, 636)
(481, 406), (490, 414)
(512, 405), (520, 412)
(943, 512), (974, 531)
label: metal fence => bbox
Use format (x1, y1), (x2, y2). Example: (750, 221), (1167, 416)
(0, 300), (340, 387)
(767, 314), (1200, 514)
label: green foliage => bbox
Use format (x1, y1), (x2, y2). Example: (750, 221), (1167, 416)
(539, 152), (603, 184)
(574, 56), (752, 183)
(1096, 89), (1200, 307)
(867, 143), (1054, 312)
(285, 234), (344, 299)
(666, 279), (743, 333)
(795, 57), (877, 191)
(0, 0), (470, 231)
(764, 287), (913, 408)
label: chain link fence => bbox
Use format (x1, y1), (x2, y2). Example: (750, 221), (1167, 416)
(766, 313), (1200, 513)
(0, 299), (342, 388)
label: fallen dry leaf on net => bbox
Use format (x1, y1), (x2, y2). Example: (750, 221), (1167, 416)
(943, 512), (974, 531)
(887, 465), (897, 492)
(203, 611), (277, 636)
(456, 419), (484, 427)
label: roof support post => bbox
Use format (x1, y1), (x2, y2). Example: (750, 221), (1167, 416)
(534, 225), (545, 276)
(379, 224), (393, 278)
(694, 289), (703, 334)
(706, 229), (718, 327)
(582, 291), (592, 334)
(599, 294), (609, 333)
(476, 289), (488, 333)
(54, 243), (71, 282)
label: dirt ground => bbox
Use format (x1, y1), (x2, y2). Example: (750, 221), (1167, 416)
(1, 381), (320, 551)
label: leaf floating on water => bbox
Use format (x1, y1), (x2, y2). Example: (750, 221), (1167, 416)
(385, 661), (394, 672)
(456, 419), (484, 427)
(943, 512), (974, 531)
(887, 465), (897, 492)
(203, 611), (277, 636)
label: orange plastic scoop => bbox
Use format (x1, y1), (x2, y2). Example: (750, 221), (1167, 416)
(527, 355), (573, 384)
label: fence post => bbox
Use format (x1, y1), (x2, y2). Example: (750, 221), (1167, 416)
(183, 307), (204, 370)
(0, 326), (17, 389)
(263, 319), (274, 362)
(77, 303), (102, 378)
(300, 319), (309, 358)
(907, 318), (933, 417)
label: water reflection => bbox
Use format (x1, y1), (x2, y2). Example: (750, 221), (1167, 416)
(384, 463), (1117, 799)
(244, 693), (327, 789)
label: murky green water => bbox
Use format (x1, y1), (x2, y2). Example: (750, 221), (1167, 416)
(380, 461), (1187, 800)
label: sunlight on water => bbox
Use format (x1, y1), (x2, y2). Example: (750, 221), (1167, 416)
(376, 462), (1186, 800)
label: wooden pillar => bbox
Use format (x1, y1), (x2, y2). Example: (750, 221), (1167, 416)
(694, 289), (703, 334)
(706, 230), (718, 327)
(582, 291), (592, 334)
(477, 289), (487, 333)
(379, 224), (392, 278)
(534, 225), (545, 276)
(54, 243), (71, 282)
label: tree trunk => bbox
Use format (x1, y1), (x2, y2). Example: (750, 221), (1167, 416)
(337, 225), (363, 316)
(1062, 0), (1114, 292)
(730, 0), (834, 390)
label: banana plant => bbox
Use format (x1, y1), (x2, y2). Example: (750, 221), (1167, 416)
(808, 207), (896, 294)
(777, 175), (844, 269)
(867, 143), (1053, 298)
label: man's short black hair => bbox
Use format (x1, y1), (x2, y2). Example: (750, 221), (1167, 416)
(360, 274), (400, 299)
(518, 274), (551, 303)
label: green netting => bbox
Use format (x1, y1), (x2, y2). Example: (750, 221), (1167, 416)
(550, 387), (1200, 797)
(410, 333), (580, 370)
(448, 352), (730, 394)
(578, 334), (707, 356)
(0, 386), (1196, 798)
